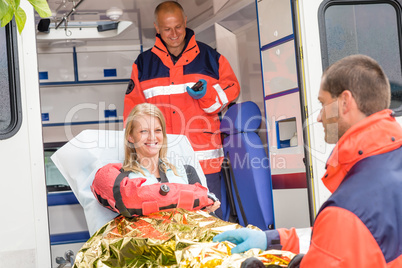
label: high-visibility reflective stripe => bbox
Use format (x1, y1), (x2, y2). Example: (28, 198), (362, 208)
(143, 84), (190, 99)
(195, 148), (224, 161)
(214, 83), (229, 108)
(203, 96), (221, 113)
(143, 82), (229, 114)
(203, 84), (228, 113)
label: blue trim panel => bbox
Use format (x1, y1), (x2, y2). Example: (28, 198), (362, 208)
(264, 87), (299, 101)
(104, 68), (117, 77)
(40, 79), (130, 86)
(48, 191), (79, 206)
(261, 34), (294, 51)
(42, 119), (123, 127)
(50, 231), (90, 245)
(104, 109), (117, 118)
(275, 120), (281, 149)
(41, 113), (49, 121)
(39, 71), (48, 80)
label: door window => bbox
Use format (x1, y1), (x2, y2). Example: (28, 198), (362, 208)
(319, 1), (402, 109)
(0, 21), (22, 139)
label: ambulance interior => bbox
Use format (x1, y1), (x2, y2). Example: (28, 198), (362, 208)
(36, 0), (311, 266)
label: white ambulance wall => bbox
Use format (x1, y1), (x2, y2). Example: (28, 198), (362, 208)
(298, 0), (333, 209)
(0, 3), (51, 267)
(265, 93), (305, 172)
(215, 23), (241, 85)
(257, 0), (311, 228)
(235, 22), (268, 147)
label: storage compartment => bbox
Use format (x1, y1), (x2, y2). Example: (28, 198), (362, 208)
(76, 50), (139, 81)
(257, 0), (293, 46)
(40, 83), (125, 125)
(38, 52), (75, 83)
(261, 40), (298, 95)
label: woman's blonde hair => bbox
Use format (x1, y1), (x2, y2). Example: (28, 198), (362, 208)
(123, 103), (177, 176)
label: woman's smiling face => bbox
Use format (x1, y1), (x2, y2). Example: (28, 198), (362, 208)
(128, 114), (163, 161)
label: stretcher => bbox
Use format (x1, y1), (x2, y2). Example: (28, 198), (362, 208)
(51, 130), (207, 235)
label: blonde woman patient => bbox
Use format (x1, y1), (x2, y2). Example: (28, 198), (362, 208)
(93, 103), (220, 215)
(124, 102), (188, 186)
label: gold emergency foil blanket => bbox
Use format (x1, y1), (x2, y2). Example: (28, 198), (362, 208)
(73, 209), (294, 268)
(179, 244), (295, 267)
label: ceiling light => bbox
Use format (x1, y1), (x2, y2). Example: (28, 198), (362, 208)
(106, 7), (123, 21)
(49, 40), (86, 48)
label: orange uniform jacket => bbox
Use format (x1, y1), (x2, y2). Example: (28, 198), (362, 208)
(272, 110), (402, 267)
(123, 28), (240, 174)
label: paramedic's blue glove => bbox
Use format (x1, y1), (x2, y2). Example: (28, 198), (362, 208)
(186, 79), (207, 99)
(213, 228), (267, 254)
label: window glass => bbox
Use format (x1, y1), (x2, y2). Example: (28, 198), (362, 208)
(0, 22), (21, 139)
(322, 3), (402, 109)
(0, 26), (11, 132)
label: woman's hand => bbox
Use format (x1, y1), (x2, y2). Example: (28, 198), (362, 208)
(205, 200), (221, 213)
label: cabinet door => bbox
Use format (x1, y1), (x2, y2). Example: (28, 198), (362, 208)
(38, 53), (75, 82)
(40, 83), (125, 125)
(76, 50), (139, 81)
(258, 0), (293, 46)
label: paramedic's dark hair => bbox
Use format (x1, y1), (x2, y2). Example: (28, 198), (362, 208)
(154, 1), (185, 20)
(321, 54), (391, 116)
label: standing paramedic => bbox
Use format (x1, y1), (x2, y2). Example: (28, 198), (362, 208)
(214, 55), (402, 267)
(123, 0), (240, 218)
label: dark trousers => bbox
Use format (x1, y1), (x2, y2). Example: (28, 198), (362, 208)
(205, 172), (223, 219)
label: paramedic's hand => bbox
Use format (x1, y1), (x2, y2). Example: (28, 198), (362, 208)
(213, 228), (267, 254)
(186, 79), (207, 99)
(206, 200), (221, 213)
